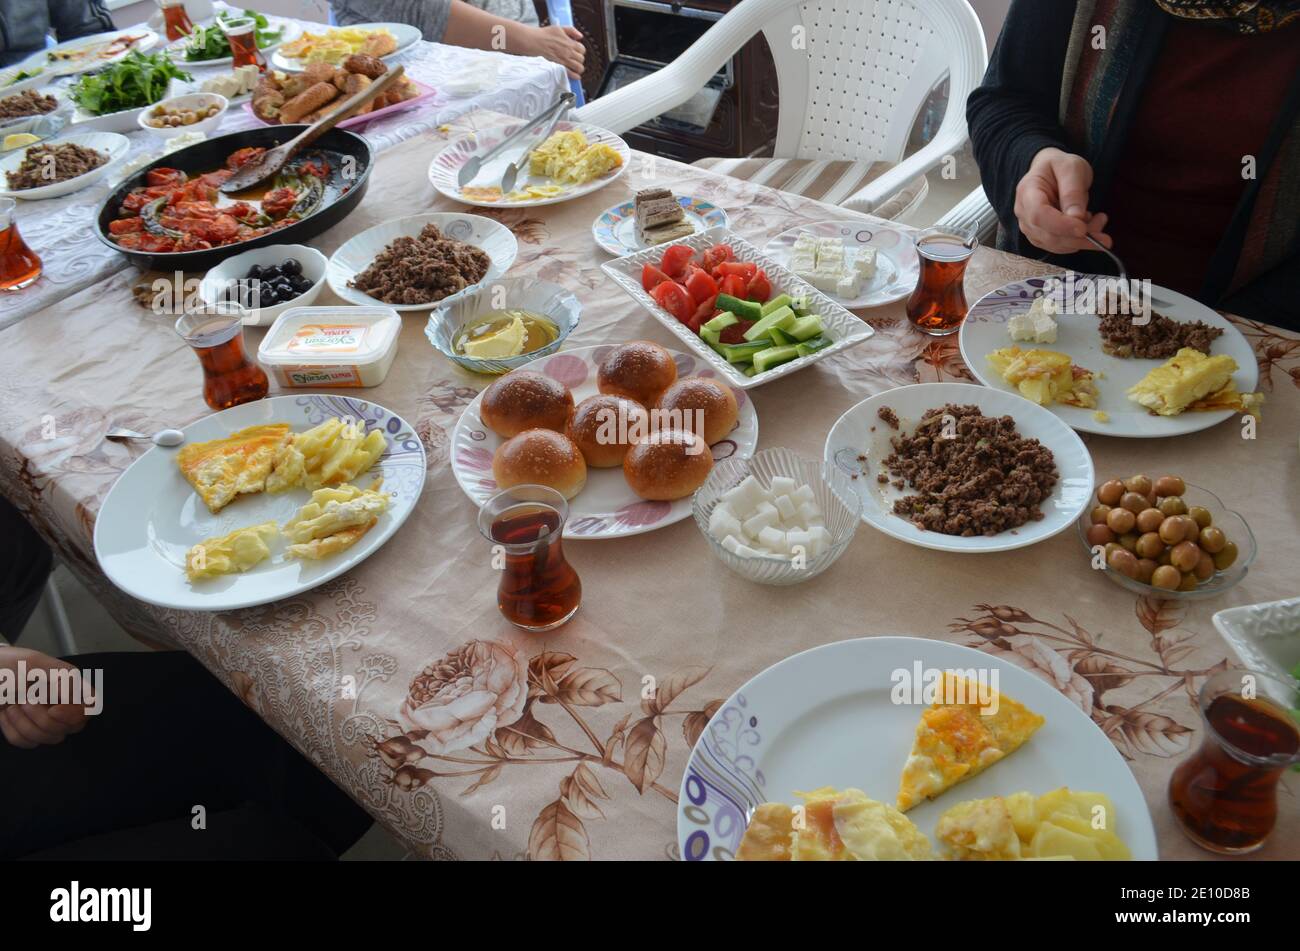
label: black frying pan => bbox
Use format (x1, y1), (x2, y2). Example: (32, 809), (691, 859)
(94, 124), (373, 271)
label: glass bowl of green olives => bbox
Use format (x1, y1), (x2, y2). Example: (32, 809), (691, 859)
(1076, 474), (1256, 601)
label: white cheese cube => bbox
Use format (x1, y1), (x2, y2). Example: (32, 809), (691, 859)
(836, 271), (863, 298)
(815, 237), (844, 268)
(1008, 296), (1059, 344)
(722, 475), (766, 517)
(774, 494), (798, 521)
(709, 506), (744, 541)
(769, 476), (797, 496)
(852, 247), (877, 279)
(757, 526), (787, 554)
(720, 534), (744, 554)
(791, 484), (816, 507)
(742, 504), (780, 539)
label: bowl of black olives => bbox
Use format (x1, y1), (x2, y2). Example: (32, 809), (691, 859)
(199, 244), (327, 326)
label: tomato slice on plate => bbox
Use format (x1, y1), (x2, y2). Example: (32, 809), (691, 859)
(720, 274), (748, 299)
(700, 243), (734, 271)
(715, 261), (757, 280)
(745, 268), (772, 303)
(687, 299), (717, 333)
(641, 263), (672, 292)
(660, 244), (695, 279)
(651, 280), (694, 323)
(685, 267), (719, 306)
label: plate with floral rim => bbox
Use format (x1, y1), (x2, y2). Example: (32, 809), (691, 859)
(592, 195), (728, 256)
(450, 344), (758, 539)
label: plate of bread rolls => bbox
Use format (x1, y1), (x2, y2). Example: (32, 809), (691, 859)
(451, 342), (759, 539)
(247, 54), (431, 128)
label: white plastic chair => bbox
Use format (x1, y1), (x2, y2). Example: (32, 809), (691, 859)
(574, 0), (986, 216)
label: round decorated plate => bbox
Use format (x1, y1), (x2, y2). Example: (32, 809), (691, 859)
(30, 28), (160, 78)
(961, 276), (1257, 438)
(0, 131), (129, 200)
(764, 220), (918, 309)
(94, 394), (426, 612)
(164, 16), (301, 67)
(270, 21), (421, 73)
(327, 212), (518, 312)
(450, 345), (759, 539)
(429, 120), (630, 209)
(591, 195), (728, 256)
(823, 382), (1094, 554)
(677, 636), (1158, 861)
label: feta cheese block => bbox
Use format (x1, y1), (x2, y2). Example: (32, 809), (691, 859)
(707, 475), (830, 561)
(1007, 295), (1059, 344)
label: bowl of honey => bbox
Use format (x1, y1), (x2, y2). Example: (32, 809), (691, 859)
(424, 278), (579, 375)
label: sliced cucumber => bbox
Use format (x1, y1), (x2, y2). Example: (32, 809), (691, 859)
(743, 363), (760, 377)
(768, 327), (796, 346)
(753, 344), (801, 373)
(702, 311), (738, 333)
(715, 294), (763, 322)
(788, 314), (824, 341)
(742, 305), (795, 342)
(795, 335), (833, 357)
(720, 339), (774, 363)
(760, 293), (793, 317)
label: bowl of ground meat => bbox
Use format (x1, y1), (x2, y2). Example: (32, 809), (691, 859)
(0, 131), (128, 200)
(822, 382), (1094, 553)
(327, 212), (518, 312)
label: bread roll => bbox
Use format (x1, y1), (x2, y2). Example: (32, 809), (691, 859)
(597, 341), (677, 406)
(280, 81), (337, 123)
(567, 395), (649, 468)
(492, 429), (587, 500)
(623, 429), (713, 501)
(654, 377), (738, 445)
(480, 370), (574, 439)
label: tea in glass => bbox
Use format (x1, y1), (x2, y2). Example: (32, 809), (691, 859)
(906, 227), (978, 336)
(0, 198), (42, 291)
(175, 305), (269, 410)
(478, 485), (581, 632)
(157, 0), (195, 40)
(220, 16), (265, 71)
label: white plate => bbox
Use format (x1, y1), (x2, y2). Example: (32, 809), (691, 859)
(1213, 597), (1300, 684)
(602, 225), (874, 390)
(327, 212), (518, 311)
(270, 21), (421, 72)
(94, 394), (426, 611)
(823, 382), (1094, 553)
(677, 636), (1158, 860)
(764, 220), (919, 309)
(164, 16), (301, 66)
(591, 195), (728, 256)
(0, 84), (72, 131)
(429, 120), (630, 209)
(962, 277), (1257, 437)
(450, 344), (758, 539)
(29, 28), (160, 78)
(0, 131), (129, 200)
(0, 64), (55, 97)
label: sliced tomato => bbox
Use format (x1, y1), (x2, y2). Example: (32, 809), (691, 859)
(715, 261), (757, 280)
(720, 274), (748, 299)
(687, 299), (717, 333)
(684, 267), (719, 306)
(641, 263), (671, 292)
(651, 280), (693, 323)
(718, 320), (755, 344)
(745, 269), (772, 303)
(700, 244), (734, 271)
(660, 244), (695, 279)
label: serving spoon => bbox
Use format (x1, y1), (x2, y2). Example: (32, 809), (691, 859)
(219, 65), (406, 194)
(499, 92), (574, 194)
(105, 427), (186, 447)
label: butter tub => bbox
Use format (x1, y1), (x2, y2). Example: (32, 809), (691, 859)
(258, 306), (401, 388)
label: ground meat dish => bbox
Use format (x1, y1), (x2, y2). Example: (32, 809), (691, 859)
(348, 223), (490, 305)
(882, 403), (1058, 537)
(0, 89), (57, 120)
(5, 142), (107, 190)
(1097, 309), (1222, 359)
(877, 406), (899, 429)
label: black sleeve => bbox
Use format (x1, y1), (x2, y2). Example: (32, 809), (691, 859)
(46, 0), (115, 42)
(966, 0), (1080, 249)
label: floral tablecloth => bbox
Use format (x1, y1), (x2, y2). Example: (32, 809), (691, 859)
(1, 110), (1296, 861)
(0, 22), (568, 331)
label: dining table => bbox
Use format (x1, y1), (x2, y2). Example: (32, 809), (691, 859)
(0, 8), (569, 331)
(0, 106), (1296, 861)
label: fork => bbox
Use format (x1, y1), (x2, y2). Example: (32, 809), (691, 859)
(1085, 234), (1174, 309)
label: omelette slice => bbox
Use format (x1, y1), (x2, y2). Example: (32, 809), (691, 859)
(185, 521), (278, 582)
(176, 424), (291, 514)
(735, 803), (795, 861)
(735, 788), (930, 861)
(896, 673), (1044, 812)
(282, 481), (390, 560)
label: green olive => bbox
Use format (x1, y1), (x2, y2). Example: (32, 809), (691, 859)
(1097, 480), (1125, 506)
(1154, 475), (1186, 497)
(1194, 550), (1216, 581)
(1136, 508), (1164, 533)
(1136, 532), (1164, 559)
(1198, 525), (1227, 554)
(1091, 504), (1112, 525)
(1119, 532), (1139, 553)
(1212, 541), (1239, 570)
(1151, 565), (1181, 590)
(1107, 507), (1136, 535)
(1108, 547), (1140, 579)
(1187, 505), (1212, 529)
(1158, 517), (1186, 545)
(1158, 496), (1188, 517)
(1170, 540), (1200, 572)
(1124, 474), (1153, 496)
(1136, 558), (1158, 584)
(1121, 491), (1148, 514)
(1086, 523), (1115, 547)
(1178, 571), (1199, 592)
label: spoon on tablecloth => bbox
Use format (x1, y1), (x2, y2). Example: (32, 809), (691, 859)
(105, 427), (185, 447)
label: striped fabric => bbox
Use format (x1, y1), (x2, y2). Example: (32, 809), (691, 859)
(692, 157), (927, 220)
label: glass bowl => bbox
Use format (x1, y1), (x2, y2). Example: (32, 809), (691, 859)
(1076, 482), (1256, 600)
(692, 447), (862, 585)
(425, 278), (580, 374)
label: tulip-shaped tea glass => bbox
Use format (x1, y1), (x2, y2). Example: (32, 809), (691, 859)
(175, 304), (269, 410)
(906, 225), (978, 335)
(479, 484), (581, 631)
(1168, 668), (1300, 853)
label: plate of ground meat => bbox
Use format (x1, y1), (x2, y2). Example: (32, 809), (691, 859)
(0, 131), (128, 200)
(327, 212), (517, 311)
(823, 383), (1093, 553)
(962, 276), (1255, 438)
(0, 87), (67, 127)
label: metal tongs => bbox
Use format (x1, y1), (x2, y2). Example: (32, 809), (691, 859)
(456, 92), (575, 190)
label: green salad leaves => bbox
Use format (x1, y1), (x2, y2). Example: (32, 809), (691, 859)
(181, 10), (283, 62)
(69, 51), (192, 116)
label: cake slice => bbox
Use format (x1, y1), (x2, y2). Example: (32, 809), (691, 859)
(634, 188), (688, 245)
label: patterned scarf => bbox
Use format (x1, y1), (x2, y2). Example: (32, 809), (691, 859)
(1060, 0), (1300, 298)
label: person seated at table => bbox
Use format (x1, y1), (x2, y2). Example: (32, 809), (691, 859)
(333, 0), (586, 79)
(0, 644), (374, 860)
(0, 0), (115, 68)
(967, 0), (1300, 329)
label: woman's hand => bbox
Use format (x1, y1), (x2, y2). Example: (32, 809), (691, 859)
(0, 647), (90, 749)
(522, 25), (586, 80)
(1014, 147), (1112, 254)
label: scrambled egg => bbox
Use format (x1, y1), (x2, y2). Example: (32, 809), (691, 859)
(736, 787), (931, 861)
(279, 27), (395, 64)
(282, 482), (390, 559)
(527, 130), (622, 185)
(936, 788), (1131, 861)
(1127, 347), (1263, 417)
(176, 424), (291, 514)
(186, 521), (278, 582)
(987, 347), (1099, 408)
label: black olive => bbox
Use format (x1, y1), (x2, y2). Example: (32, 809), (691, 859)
(247, 264), (264, 281)
(281, 258), (301, 276)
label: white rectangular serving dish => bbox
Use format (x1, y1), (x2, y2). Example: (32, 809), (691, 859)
(1212, 597), (1300, 683)
(601, 226), (874, 389)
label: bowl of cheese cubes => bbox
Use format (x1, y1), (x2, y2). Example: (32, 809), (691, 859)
(693, 447), (861, 585)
